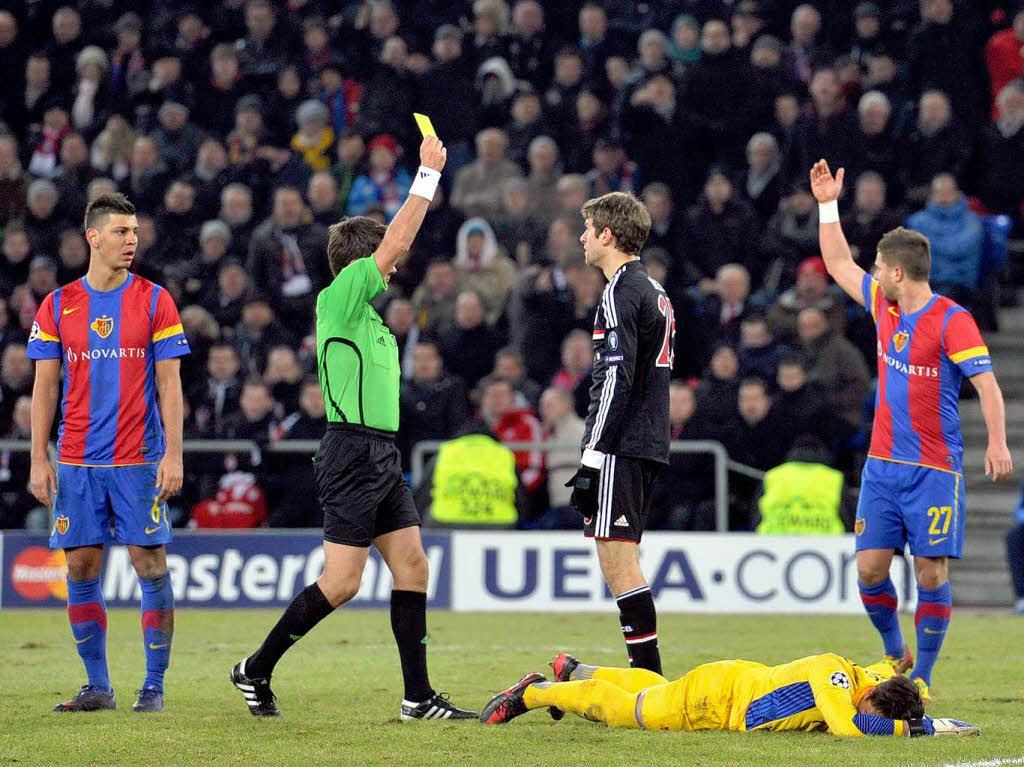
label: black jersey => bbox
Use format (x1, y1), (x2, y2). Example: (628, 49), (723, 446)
(581, 259), (674, 465)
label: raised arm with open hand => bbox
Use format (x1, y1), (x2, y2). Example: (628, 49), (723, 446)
(810, 159), (868, 306)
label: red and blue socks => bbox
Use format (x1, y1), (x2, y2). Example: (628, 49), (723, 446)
(140, 574), (175, 692)
(911, 581), (952, 685)
(858, 577), (905, 657)
(67, 576), (110, 692)
(616, 585), (661, 675)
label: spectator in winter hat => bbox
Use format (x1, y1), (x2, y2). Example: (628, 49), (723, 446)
(291, 99), (334, 173)
(453, 217), (517, 324)
(345, 134), (412, 221)
(228, 94), (265, 166)
(768, 256), (844, 344)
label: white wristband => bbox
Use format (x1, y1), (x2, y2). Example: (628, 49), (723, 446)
(581, 448), (606, 469)
(409, 166), (441, 201)
(818, 200), (840, 224)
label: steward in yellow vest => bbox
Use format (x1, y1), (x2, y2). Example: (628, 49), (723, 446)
(421, 432), (520, 527)
(756, 442), (846, 535)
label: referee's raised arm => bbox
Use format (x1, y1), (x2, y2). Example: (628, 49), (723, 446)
(373, 136), (447, 282)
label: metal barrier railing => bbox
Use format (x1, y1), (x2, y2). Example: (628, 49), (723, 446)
(1, 438), (761, 532)
(410, 439), (742, 532)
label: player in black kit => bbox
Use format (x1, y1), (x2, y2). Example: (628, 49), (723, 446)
(567, 192), (674, 675)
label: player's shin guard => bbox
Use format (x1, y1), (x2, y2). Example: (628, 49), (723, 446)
(67, 577), (110, 691)
(911, 582), (952, 685)
(390, 589), (433, 703)
(858, 578), (905, 657)
(616, 586), (661, 675)
(139, 574), (174, 692)
(246, 582), (334, 678)
(523, 680), (642, 729)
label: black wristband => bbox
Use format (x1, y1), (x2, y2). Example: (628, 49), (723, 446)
(908, 718), (929, 737)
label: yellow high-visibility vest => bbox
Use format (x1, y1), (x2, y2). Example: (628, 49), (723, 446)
(757, 461), (845, 535)
(430, 434), (518, 525)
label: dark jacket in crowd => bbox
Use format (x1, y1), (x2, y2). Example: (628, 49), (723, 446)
(900, 119), (972, 196)
(906, 18), (990, 129)
(398, 373), (470, 469)
(679, 49), (761, 167)
(683, 195), (761, 280)
(648, 411), (721, 530)
(440, 322), (504, 391)
(972, 122), (1024, 216)
(782, 107), (861, 187)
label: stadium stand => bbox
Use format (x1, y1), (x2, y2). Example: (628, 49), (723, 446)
(1, 0), (1023, 539)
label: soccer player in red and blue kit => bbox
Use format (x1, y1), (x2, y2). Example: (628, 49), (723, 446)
(27, 193), (189, 713)
(811, 161), (1013, 703)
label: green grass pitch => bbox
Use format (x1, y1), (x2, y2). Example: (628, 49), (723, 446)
(1, 610), (1022, 766)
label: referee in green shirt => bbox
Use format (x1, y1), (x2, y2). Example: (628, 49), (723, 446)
(231, 136), (475, 721)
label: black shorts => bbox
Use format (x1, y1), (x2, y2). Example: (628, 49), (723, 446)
(314, 424), (421, 547)
(582, 455), (662, 543)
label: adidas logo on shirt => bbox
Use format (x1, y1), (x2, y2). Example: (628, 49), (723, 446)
(614, 515), (629, 527)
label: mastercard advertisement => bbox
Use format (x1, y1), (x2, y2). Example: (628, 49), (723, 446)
(2, 536), (69, 606)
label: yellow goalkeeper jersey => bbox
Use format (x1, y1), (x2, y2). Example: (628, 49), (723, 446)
(644, 653), (905, 736)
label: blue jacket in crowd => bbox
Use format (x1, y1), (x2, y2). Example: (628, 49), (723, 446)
(905, 198), (984, 290)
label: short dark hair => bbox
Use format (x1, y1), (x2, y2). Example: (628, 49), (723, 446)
(479, 374), (513, 394)
(242, 376), (270, 393)
(739, 376), (769, 394)
(327, 216), (387, 276)
(209, 341), (239, 356)
(870, 676), (925, 720)
(878, 226), (930, 281)
(580, 192), (652, 256)
(84, 192), (135, 231)
(778, 351), (807, 370)
(495, 345), (523, 364)
(741, 311), (768, 327)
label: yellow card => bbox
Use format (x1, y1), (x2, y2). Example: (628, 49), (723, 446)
(413, 112), (437, 138)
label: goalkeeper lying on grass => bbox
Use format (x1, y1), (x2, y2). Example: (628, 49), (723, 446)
(481, 651), (979, 737)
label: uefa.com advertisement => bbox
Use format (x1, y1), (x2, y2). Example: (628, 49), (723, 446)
(0, 531), (917, 613)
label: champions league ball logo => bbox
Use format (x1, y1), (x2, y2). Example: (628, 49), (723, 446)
(829, 671), (850, 689)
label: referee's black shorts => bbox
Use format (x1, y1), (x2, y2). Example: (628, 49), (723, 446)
(582, 455), (662, 543)
(314, 424), (421, 547)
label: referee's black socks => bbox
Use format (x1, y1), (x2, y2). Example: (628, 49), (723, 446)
(391, 589), (433, 703)
(616, 585), (662, 675)
(246, 582), (334, 678)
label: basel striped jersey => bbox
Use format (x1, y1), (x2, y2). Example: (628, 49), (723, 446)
(26, 273), (190, 466)
(861, 274), (991, 473)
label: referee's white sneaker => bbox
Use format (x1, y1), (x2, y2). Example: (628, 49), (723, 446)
(400, 692), (477, 720)
(230, 659), (282, 717)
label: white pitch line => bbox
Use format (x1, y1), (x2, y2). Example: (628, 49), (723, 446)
(938, 757), (1024, 767)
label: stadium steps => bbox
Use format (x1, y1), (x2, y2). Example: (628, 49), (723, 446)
(952, 308), (1024, 607)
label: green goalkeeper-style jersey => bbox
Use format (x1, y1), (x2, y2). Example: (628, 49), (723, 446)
(316, 255), (400, 431)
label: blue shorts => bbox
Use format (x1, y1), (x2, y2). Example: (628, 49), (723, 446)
(50, 463), (172, 549)
(854, 457), (966, 558)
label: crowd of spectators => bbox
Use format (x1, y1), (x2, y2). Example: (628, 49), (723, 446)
(1, 0), (1022, 531)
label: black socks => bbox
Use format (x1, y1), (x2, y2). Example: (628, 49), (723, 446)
(616, 585), (661, 675)
(391, 589), (433, 702)
(247, 583), (334, 678)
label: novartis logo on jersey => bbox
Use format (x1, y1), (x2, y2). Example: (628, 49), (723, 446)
(65, 347), (146, 363)
(876, 341), (938, 378)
